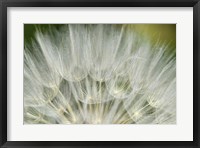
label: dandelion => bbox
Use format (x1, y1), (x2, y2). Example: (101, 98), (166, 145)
(24, 24), (176, 124)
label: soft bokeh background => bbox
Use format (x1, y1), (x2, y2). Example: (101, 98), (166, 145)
(24, 24), (176, 49)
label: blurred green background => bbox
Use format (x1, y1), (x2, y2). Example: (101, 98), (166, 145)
(24, 24), (176, 49)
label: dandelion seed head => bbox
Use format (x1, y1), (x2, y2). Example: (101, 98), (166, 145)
(24, 24), (176, 124)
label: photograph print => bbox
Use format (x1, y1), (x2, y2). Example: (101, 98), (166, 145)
(24, 24), (176, 124)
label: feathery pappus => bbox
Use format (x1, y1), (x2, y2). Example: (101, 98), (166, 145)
(24, 24), (176, 124)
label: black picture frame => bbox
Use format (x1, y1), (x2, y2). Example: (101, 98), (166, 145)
(0, 0), (199, 147)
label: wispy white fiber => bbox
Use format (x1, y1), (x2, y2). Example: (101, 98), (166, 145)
(24, 24), (176, 124)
